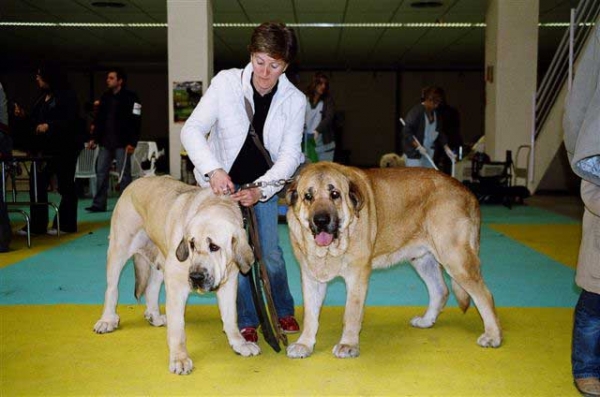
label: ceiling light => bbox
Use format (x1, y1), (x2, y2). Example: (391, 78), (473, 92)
(410, 1), (444, 8)
(0, 21), (594, 28)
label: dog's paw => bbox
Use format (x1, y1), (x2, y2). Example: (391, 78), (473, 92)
(286, 343), (313, 359)
(477, 332), (502, 348)
(332, 343), (360, 358)
(410, 315), (435, 328)
(144, 310), (166, 327)
(232, 342), (261, 357)
(169, 357), (193, 375)
(93, 315), (120, 334)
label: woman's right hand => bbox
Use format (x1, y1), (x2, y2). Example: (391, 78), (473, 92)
(14, 103), (24, 118)
(209, 169), (235, 196)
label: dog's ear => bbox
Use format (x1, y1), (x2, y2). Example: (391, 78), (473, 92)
(232, 233), (254, 274)
(348, 179), (366, 215)
(176, 237), (189, 262)
(285, 179), (298, 207)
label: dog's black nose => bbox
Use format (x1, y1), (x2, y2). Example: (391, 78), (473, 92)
(313, 212), (331, 230)
(189, 272), (206, 283)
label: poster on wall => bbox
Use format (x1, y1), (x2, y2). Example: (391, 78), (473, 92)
(173, 81), (202, 123)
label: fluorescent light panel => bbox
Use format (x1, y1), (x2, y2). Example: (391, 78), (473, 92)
(0, 22), (594, 28)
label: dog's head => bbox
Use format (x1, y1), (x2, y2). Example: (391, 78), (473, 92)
(286, 162), (367, 249)
(175, 200), (254, 293)
(379, 153), (405, 168)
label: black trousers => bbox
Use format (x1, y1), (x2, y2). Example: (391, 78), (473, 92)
(29, 150), (81, 233)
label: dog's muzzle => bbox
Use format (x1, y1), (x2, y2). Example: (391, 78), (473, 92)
(189, 269), (216, 292)
(310, 211), (339, 247)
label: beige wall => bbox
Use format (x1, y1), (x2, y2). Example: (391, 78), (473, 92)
(485, 0), (539, 166)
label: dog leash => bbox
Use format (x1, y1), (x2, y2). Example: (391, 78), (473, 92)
(238, 184), (288, 352)
(239, 178), (294, 190)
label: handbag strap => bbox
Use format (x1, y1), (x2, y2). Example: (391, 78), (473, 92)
(242, 73), (274, 168)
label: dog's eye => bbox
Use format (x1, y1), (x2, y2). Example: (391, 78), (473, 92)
(189, 239), (195, 250)
(303, 192), (313, 201)
(209, 243), (220, 252)
(330, 190), (341, 200)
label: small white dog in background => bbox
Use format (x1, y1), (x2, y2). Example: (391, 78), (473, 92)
(379, 152), (406, 168)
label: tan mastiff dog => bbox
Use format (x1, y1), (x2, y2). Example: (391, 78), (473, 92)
(285, 162), (502, 359)
(93, 176), (259, 374)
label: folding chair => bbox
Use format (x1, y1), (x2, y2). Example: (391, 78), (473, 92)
(74, 145), (99, 197)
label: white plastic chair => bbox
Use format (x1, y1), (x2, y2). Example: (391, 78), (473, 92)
(131, 141), (160, 179)
(74, 145), (99, 197)
(110, 141), (162, 190)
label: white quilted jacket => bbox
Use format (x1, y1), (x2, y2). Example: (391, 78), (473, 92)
(181, 63), (306, 200)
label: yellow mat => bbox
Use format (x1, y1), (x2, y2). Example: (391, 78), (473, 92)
(489, 224), (581, 269)
(1, 305), (578, 396)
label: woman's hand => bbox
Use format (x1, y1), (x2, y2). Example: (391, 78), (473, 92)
(35, 123), (49, 134)
(231, 187), (262, 207)
(209, 169), (235, 196)
(14, 103), (25, 118)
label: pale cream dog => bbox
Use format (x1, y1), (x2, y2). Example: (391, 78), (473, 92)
(379, 152), (406, 168)
(93, 176), (259, 374)
(285, 162), (502, 359)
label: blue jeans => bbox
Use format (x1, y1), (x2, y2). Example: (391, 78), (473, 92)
(92, 147), (131, 210)
(572, 289), (600, 379)
(236, 195), (295, 328)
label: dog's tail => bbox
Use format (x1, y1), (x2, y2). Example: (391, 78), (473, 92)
(452, 279), (471, 312)
(133, 253), (150, 301)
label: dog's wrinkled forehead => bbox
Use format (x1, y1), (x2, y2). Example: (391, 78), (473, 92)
(299, 170), (348, 195)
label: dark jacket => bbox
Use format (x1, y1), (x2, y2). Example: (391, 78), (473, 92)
(401, 103), (448, 159)
(314, 95), (335, 144)
(92, 88), (141, 149)
(15, 89), (82, 156)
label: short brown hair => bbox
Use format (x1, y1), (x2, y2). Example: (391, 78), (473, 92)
(421, 86), (444, 102)
(248, 21), (298, 63)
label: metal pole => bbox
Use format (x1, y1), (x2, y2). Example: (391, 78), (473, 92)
(529, 93), (535, 185)
(569, 8), (575, 92)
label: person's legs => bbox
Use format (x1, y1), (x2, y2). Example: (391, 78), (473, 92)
(0, 194), (11, 252)
(254, 195), (295, 319)
(316, 142), (336, 162)
(52, 150), (80, 232)
(236, 271), (258, 329)
(29, 160), (50, 234)
(115, 148), (132, 192)
(572, 289), (600, 379)
(236, 195), (295, 330)
(91, 147), (113, 210)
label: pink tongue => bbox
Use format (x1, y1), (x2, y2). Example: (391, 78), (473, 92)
(315, 232), (334, 246)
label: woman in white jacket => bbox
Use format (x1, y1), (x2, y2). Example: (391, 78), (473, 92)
(181, 22), (305, 343)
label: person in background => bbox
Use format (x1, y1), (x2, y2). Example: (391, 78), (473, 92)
(304, 72), (335, 162)
(86, 68), (141, 212)
(401, 86), (455, 168)
(181, 21), (304, 343)
(0, 81), (12, 252)
(12, 64), (82, 235)
(434, 87), (463, 174)
(564, 23), (600, 397)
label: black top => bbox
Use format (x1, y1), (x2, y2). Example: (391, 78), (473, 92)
(14, 89), (81, 155)
(92, 87), (141, 149)
(229, 76), (278, 185)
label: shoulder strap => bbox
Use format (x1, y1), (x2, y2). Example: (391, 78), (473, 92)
(241, 73), (274, 167)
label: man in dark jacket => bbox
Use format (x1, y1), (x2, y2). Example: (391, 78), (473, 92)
(86, 68), (141, 212)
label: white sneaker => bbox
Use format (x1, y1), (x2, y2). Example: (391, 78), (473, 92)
(46, 228), (67, 236)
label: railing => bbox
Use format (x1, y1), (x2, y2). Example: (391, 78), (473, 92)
(534, 0), (600, 137)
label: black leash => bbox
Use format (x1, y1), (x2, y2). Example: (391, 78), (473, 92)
(239, 184), (288, 352)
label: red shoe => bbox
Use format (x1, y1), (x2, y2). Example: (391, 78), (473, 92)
(240, 327), (258, 343)
(279, 316), (300, 334)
